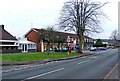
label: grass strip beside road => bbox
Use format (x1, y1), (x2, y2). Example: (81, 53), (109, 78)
(1, 52), (78, 62)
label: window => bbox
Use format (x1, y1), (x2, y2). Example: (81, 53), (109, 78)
(91, 39), (93, 42)
(32, 44), (36, 49)
(88, 39), (90, 42)
(30, 44), (32, 48)
(18, 44), (22, 49)
(32, 44), (34, 49)
(34, 44), (36, 49)
(28, 44), (30, 49)
(28, 44), (36, 49)
(84, 39), (86, 42)
(8, 47), (11, 49)
(0, 42), (2, 45)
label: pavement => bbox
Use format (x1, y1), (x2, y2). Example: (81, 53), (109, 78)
(2, 49), (119, 80)
(104, 58), (119, 80)
(105, 62), (118, 79)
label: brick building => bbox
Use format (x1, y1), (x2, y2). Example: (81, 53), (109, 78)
(25, 28), (94, 52)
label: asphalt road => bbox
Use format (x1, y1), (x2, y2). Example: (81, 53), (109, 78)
(2, 49), (119, 80)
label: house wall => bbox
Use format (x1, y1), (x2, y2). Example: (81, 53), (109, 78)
(28, 49), (36, 52)
(0, 46), (2, 53)
(0, 40), (19, 53)
(18, 49), (36, 52)
(1, 46), (18, 53)
(18, 43), (36, 52)
(25, 30), (37, 42)
(25, 30), (41, 52)
(0, 25), (19, 53)
(25, 29), (94, 52)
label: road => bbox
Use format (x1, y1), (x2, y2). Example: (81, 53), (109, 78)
(2, 49), (119, 80)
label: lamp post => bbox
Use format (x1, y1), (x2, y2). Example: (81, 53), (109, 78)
(66, 35), (70, 55)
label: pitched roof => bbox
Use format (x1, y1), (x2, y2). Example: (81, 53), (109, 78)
(25, 28), (93, 39)
(0, 25), (17, 40)
(18, 38), (36, 44)
(34, 28), (77, 38)
(33, 28), (93, 39)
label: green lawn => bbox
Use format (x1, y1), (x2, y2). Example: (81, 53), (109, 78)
(1, 52), (78, 62)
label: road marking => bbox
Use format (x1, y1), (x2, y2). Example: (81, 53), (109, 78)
(77, 60), (90, 65)
(41, 64), (44, 65)
(81, 56), (98, 59)
(81, 56), (88, 58)
(45, 63), (50, 64)
(13, 68), (22, 70)
(89, 56), (98, 59)
(2, 69), (13, 72)
(50, 62), (54, 63)
(23, 68), (64, 80)
(57, 61), (62, 62)
(104, 62), (118, 79)
(23, 67), (29, 69)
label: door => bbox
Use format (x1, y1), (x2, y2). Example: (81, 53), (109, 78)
(22, 44), (24, 52)
(25, 44), (27, 52)
(22, 44), (28, 52)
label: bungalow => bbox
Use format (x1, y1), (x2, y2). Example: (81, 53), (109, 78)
(25, 28), (94, 52)
(0, 25), (19, 53)
(18, 38), (36, 52)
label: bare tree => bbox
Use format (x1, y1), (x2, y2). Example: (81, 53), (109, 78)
(109, 29), (119, 47)
(36, 26), (56, 54)
(110, 29), (118, 40)
(39, 26), (57, 43)
(58, 0), (107, 53)
(37, 26), (66, 53)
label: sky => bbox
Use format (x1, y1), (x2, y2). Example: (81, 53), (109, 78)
(0, 0), (119, 39)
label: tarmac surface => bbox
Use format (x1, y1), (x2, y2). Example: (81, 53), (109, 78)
(1, 49), (119, 80)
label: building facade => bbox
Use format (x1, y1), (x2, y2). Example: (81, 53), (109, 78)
(18, 38), (36, 52)
(25, 28), (94, 52)
(0, 25), (19, 53)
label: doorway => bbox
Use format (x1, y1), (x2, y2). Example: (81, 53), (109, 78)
(22, 44), (28, 52)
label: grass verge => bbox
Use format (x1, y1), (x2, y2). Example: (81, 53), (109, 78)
(1, 52), (78, 62)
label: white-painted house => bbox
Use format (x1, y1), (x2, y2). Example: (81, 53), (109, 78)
(18, 38), (36, 52)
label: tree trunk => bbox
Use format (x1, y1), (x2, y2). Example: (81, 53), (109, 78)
(58, 42), (60, 52)
(47, 42), (50, 55)
(78, 34), (83, 54)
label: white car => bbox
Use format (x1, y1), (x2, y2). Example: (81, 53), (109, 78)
(90, 47), (97, 51)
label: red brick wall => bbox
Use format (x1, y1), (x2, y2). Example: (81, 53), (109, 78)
(25, 30), (41, 52)
(25, 30), (37, 42)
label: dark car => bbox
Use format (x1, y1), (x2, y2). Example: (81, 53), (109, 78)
(54, 47), (68, 52)
(98, 47), (106, 50)
(75, 44), (80, 50)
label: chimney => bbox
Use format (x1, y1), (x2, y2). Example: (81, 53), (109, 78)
(0, 25), (4, 29)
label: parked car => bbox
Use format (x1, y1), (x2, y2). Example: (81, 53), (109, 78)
(98, 47), (106, 50)
(54, 47), (60, 52)
(54, 47), (68, 52)
(61, 48), (68, 52)
(107, 46), (114, 49)
(90, 47), (97, 51)
(49, 48), (53, 51)
(75, 44), (80, 50)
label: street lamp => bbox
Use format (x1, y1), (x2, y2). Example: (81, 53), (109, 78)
(66, 35), (70, 55)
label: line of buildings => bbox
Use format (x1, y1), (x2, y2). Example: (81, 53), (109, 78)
(0, 25), (114, 53)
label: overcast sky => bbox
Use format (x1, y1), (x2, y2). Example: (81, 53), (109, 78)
(0, 0), (118, 39)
